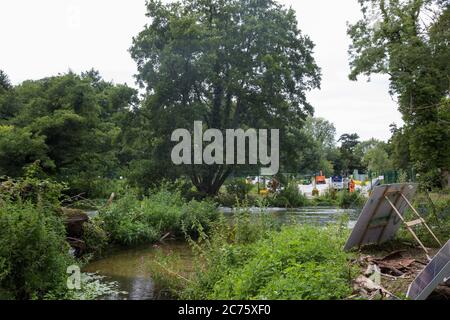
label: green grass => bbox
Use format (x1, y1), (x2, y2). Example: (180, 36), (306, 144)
(174, 208), (358, 300)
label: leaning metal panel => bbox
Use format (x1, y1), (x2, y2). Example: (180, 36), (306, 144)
(344, 183), (418, 251)
(407, 240), (450, 300)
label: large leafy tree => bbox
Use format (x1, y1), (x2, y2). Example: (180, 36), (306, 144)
(360, 140), (393, 173)
(338, 133), (363, 175)
(0, 70), (19, 123)
(0, 71), (138, 196)
(130, 0), (321, 195)
(299, 117), (337, 176)
(348, 0), (450, 188)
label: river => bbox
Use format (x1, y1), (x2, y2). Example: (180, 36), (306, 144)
(83, 207), (358, 300)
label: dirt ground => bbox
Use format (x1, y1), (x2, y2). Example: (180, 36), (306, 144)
(352, 240), (449, 300)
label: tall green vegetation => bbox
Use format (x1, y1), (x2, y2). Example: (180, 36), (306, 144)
(99, 187), (219, 246)
(0, 70), (138, 197)
(299, 117), (338, 176)
(168, 210), (357, 300)
(348, 0), (450, 188)
(0, 202), (73, 299)
(0, 166), (74, 299)
(338, 133), (363, 175)
(129, 0), (321, 196)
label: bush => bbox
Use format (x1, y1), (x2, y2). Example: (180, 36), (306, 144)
(64, 175), (122, 200)
(310, 189), (338, 207)
(0, 202), (74, 299)
(82, 216), (109, 257)
(215, 191), (259, 208)
(181, 199), (219, 237)
(337, 190), (366, 209)
(98, 187), (219, 246)
(99, 190), (159, 246)
(0, 162), (66, 209)
(183, 220), (355, 300)
(225, 178), (253, 201)
(268, 183), (308, 208)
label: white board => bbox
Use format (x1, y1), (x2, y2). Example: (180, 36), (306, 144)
(344, 183), (418, 251)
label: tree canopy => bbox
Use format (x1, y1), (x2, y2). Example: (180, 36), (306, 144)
(130, 0), (321, 195)
(0, 70), (138, 196)
(348, 0), (450, 187)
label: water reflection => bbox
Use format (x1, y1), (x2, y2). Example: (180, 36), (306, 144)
(83, 242), (191, 300)
(84, 207), (358, 300)
(220, 206), (358, 227)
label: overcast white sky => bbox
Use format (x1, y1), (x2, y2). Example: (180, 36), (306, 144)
(0, 0), (404, 141)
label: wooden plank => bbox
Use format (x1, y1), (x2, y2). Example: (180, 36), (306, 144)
(400, 193), (443, 247)
(384, 195), (429, 256)
(406, 219), (423, 227)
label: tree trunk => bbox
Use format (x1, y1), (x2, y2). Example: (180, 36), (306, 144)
(190, 165), (232, 197)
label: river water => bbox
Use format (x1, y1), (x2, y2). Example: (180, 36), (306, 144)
(83, 207), (358, 300)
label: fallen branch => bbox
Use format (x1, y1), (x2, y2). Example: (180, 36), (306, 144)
(159, 232), (171, 243)
(154, 261), (193, 284)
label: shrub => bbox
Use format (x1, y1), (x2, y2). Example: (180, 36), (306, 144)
(99, 191), (159, 246)
(99, 187), (219, 246)
(181, 199), (219, 238)
(225, 178), (253, 201)
(82, 216), (109, 257)
(215, 191), (259, 208)
(337, 190), (366, 209)
(182, 214), (356, 300)
(64, 175), (123, 200)
(310, 189), (338, 207)
(0, 202), (74, 299)
(0, 162), (66, 209)
(268, 183), (308, 208)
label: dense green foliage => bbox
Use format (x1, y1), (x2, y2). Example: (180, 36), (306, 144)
(0, 71), (138, 197)
(267, 182), (308, 208)
(306, 189), (366, 209)
(336, 190), (366, 209)
(129, 0), (321, 195)
(0, 201), (74, 299)
(0, 170), (129, 300)
(224, 178), (253, 202)
(0, 161), (67, 208)
(181, 211), (356, 300)
(0, 170), (91, 299)
(99, 188), (219, 246)
(349, 0), (450, 188)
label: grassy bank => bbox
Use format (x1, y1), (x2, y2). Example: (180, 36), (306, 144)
(1, 169), (447, 300)
(149, 209), (358, 300)
(0, 172), (220, 299)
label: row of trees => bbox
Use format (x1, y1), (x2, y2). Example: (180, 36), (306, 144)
(0, 70), (139, 196)
(0, 65), (395, 195)
(1, 0), (448, 196)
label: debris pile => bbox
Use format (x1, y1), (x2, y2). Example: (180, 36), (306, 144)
(351, 247), (450, 300)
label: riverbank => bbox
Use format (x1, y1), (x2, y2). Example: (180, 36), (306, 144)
(83, 206), (358, 300)
(1, 173), (448, 300)
(80, 188), (449, 301)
